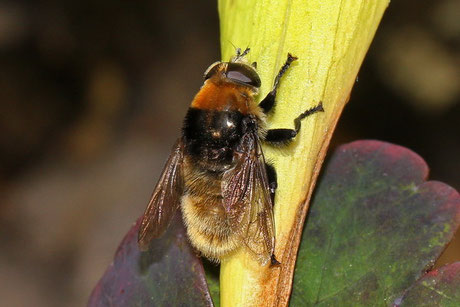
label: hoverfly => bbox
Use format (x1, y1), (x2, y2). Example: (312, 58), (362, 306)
(138, 48), (323, 265)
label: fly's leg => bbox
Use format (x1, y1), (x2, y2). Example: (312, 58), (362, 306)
(259, 53), (298, 114)
(265, 163), (277, 205)
(264, 102), (324, 145)
(259, 54), (324, 267)
(270, 254), (281, 266)
(264, 103), (323, 267)
(264, 162), (281, 266)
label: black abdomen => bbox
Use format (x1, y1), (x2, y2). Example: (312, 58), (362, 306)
(183, 108), (245, 168)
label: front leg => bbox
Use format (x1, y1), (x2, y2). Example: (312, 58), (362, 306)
(259, 54), (298, 114)
(264, 102), (324, 145)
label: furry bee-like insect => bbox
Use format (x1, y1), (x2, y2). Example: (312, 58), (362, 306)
(138, 48), (323, 265)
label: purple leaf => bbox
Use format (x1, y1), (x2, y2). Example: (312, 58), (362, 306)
(395, 262), (460, 306)
(88, 215), (213, 306)
(292, 140), (460, 306)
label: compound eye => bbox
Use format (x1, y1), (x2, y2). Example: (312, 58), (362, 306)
(204, 62), (222, 80)
(227, 70), (252, 84)
(226, 63), (261, 88)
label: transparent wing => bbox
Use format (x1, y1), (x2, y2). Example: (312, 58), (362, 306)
(222, 133), (275, 265)
(138, 139), (184, 251)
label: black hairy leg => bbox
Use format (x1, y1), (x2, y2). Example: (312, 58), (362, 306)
(264, 102), (324, 145)
(270, 254), (281, 266)
(259, 53), (298, 114)
(265, 162), (277, 205)
(265, 163), (280, 266)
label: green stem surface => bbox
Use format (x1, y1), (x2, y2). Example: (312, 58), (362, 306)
(218, 1), (389, 306)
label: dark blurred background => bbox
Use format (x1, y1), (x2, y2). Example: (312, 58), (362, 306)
(0, 1), (458, 306)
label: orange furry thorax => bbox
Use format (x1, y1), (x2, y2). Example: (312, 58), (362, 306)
(191, 79), (257, 114)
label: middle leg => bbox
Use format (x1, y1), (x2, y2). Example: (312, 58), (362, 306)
(264, 102), (324, 145)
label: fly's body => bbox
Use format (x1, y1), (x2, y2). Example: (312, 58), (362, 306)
(181, 68), (266, 260)
(138, 48), (323, 265)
